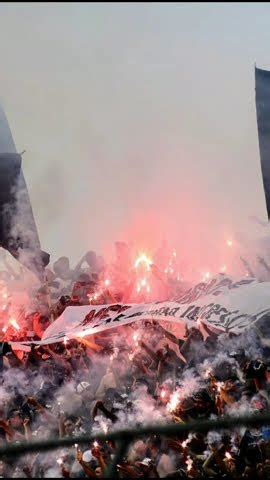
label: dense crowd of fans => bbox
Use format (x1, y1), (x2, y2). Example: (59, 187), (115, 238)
(0, 244), (270, 478)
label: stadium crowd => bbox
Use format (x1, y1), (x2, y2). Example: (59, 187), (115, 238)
(0, 243), (269, 478)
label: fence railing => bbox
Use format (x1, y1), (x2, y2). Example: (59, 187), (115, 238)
(1, 413), (270, 478)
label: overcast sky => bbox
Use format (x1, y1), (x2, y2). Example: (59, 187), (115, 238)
(0, 2), (269, 270)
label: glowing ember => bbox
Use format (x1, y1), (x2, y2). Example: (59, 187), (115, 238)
(134, 253), (152, 271)
(225, 451), (232, 460)
(167, 390), (180, 412)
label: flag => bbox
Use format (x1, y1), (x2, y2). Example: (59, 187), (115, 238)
(255, 66), (270, 219)
(0, 106), (49, 276)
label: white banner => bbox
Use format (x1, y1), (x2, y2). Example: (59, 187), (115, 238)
(9, 276), (270, 350)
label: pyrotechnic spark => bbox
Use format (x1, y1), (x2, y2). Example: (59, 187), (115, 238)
(134, 253), (152, 271)
(167, 390), (180, 412)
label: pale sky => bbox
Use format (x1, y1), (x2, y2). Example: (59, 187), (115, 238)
(0, 2), (269, 271)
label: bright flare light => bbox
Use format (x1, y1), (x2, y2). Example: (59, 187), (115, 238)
(225, 452), (232, 460)
(134, 253), (152, 271)
(133, 332), (140, 344)
(10, 318), (20, 331)
(216, 381), (224, 393)
(227, 239), (233, 248)
(202, 271), (211, 282)
(136, 278), (151, 294)
(160, 389), (166, 399)
(204, 368), (212, 379)
(182, 439), (189, 449)
(167, 390), (180, 412)
(101, 422), (108, 434)
(186, 457), (193, 472)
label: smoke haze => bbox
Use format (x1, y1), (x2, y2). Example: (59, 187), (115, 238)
(0, 3), (269, 274)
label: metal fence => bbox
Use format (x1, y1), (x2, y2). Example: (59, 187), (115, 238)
(1, 413), (270, 478)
